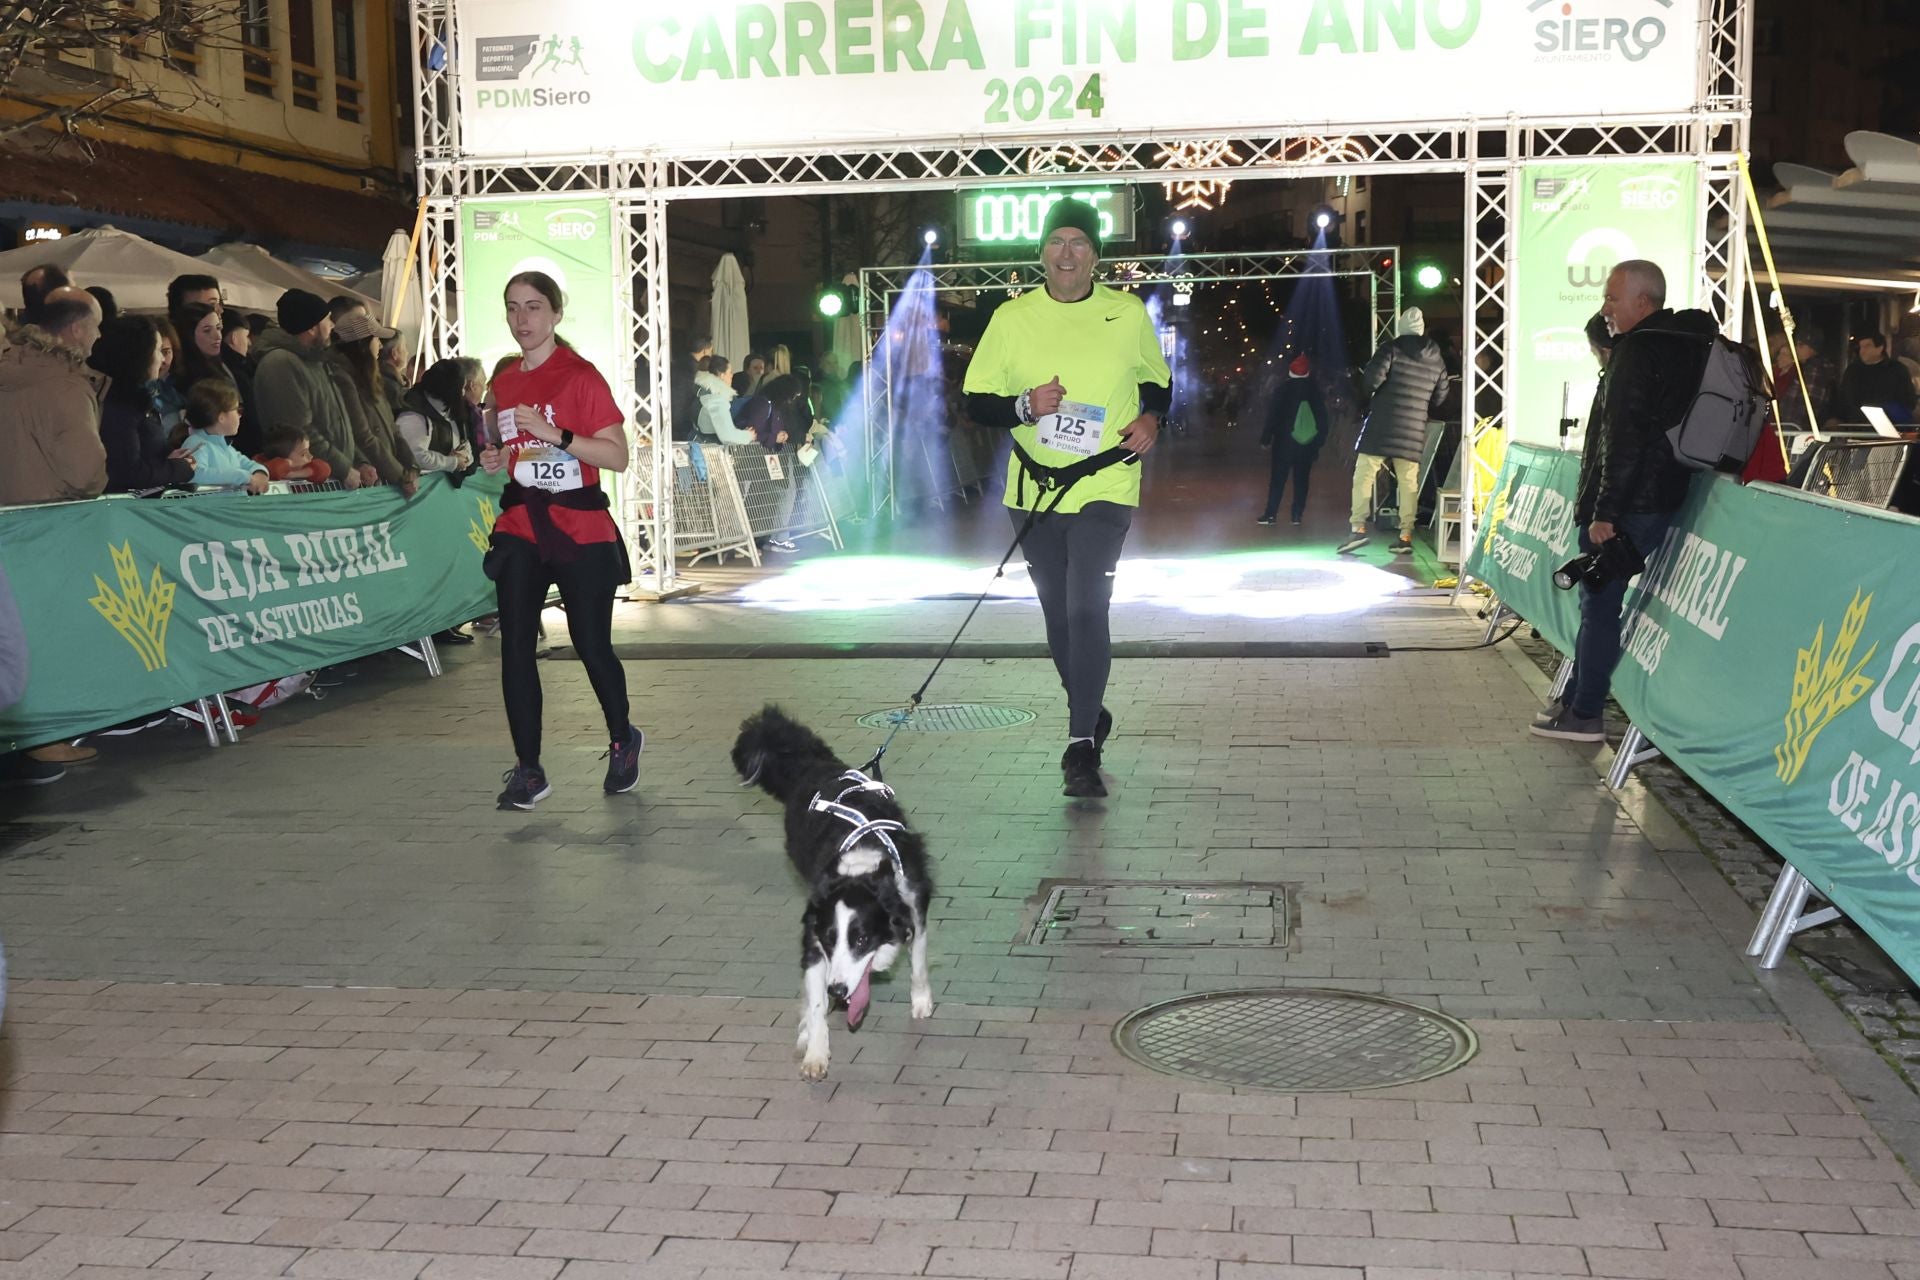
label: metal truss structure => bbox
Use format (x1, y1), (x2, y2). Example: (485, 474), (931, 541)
(857, 248), (1401, 518)
(408, 0), (1750, 590)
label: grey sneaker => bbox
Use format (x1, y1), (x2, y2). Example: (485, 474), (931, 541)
(1530, 699), (1566, 728)
(1336, 530), (1370, 554)
(1529, 709), (1605, 742)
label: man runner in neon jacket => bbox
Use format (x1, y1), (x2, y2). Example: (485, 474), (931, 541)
(963, 199), (1172, 798)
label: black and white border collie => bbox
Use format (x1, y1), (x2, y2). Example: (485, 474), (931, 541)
(732, 705), (934, 1080)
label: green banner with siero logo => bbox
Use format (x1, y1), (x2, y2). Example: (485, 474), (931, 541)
(0, 475), (504, 752)
(1468, 442), (1920, 985)
(1512, 161), (1699, 446)
(458, 196), (621, 390)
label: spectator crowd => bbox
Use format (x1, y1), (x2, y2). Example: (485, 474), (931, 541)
(2, 262), (493, 785)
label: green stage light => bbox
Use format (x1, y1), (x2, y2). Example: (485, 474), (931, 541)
(1414, 263), (1445, 291)
(817, 289), (846, 318)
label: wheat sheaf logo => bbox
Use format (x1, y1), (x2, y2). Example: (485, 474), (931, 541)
(88, 541), (176, 672)
(468, 496), (497, 554)
(1775, 588), (1878, 785)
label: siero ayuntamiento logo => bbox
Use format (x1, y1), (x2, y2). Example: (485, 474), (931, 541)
(1527, 0), (1671, 64)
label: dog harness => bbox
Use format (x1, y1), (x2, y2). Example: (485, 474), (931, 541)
(808, 770), (909, 886)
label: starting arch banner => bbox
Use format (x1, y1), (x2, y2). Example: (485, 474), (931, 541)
(452, 0), (1704, 159)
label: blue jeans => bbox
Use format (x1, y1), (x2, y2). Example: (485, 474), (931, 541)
(1567, 510), (1674, 720)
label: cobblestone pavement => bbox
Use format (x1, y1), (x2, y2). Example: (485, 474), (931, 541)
(1512, 632), (1920, 1106)
(5, 543), (1920, 1276)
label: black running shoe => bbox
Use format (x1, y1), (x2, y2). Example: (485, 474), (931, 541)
(497, 763), (551, 810)
(603, 725), (644, 794)
(1094, 707), (1113, 753)
(1061, 741), (1106, 798)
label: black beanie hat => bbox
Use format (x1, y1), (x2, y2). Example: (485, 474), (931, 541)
(277, 288), (329, 335)
(1041, 197), (1103, 256)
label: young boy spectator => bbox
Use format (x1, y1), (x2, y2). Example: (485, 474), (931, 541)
(255, 427), (332, 484)
(176, 380), (269, 492)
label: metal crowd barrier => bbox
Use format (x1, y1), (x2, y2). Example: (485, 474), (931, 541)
(662, 438), (846, 569)
(1798, 438), (1915, 509)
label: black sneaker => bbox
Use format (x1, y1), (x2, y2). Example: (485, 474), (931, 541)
(1336, 531), (1370, 554)
(497, 763), (552, 810)
(1391, 538), (1414, 556)
(0, 752), (65, 787)
(1529, 709), (1605, 743)
(1255, 514), (1276, 526)
(1061, 741), (1106, 798)
(603, 725), (644, 794)
(435, 627), (475, 646)
(1094, 707), (1113, 753)
(1530, 699), (1566, 729)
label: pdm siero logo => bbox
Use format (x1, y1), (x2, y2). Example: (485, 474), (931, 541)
(474, 33), (592, 111)
(1528, 0), (1670, 64)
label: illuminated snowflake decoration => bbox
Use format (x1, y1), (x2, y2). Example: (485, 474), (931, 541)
(1157, 141), (1242, 212)
(1026, 144), (1131, 176)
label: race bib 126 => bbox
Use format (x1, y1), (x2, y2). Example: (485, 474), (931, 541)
(513, 445), (584, 493)
(1036, 399), (1106, 458)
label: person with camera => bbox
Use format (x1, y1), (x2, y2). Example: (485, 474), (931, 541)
(1533, 259), (1716, 743)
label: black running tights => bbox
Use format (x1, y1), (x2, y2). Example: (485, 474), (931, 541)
(1014, 500), (1133, 740)
(494, 537), (628, 766)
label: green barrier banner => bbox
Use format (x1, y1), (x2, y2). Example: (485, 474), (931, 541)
(1471, 440), (1920, 981)
(0, 474), (504, 751)
(1610, 480), (1920, 982)
(1512, 161), (1698, 445)
(1462, 442), (1584, 654)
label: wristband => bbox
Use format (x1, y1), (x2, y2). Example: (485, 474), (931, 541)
(559, 429), (575, 452)
(1016, 390), (1035, 425)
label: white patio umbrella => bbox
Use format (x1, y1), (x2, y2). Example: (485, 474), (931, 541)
(376, 228), (423, 355)
(710, 252), (751, 372)
(830, 272), (862, 371)
(0, 226), (285, 314)
(202, 242), (377, 311)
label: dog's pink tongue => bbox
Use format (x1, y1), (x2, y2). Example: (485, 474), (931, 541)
(846, 968), (872, 1030)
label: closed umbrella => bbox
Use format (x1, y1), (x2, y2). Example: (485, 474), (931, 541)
(377, 228), (423, 355)
(201, 242), (376, 311)
(710, 252), (750, 373)
(0, 226), (284, 314)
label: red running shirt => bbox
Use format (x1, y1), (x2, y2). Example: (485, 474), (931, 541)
(488, 346), (624, 546)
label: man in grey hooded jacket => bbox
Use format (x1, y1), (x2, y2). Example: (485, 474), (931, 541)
(1340, 306), (1449, 555)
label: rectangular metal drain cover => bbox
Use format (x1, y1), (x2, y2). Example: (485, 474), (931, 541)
(1022, 879), (1298, 947)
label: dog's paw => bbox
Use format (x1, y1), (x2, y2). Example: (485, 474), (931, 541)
(799, 1052), (830, 1081)
(911, 988), (934, 1020)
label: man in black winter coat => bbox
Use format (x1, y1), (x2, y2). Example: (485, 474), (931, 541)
(1533, 258), (1712, 743)
(1340, 307), (1448, 555)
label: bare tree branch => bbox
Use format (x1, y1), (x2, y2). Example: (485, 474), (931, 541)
(0, 1), (245, 140)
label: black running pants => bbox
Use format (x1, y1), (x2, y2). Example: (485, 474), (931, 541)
(493, 536), (629, 765)
(1262, 439), (1317, 522)
(1014, 500), (1132, 739)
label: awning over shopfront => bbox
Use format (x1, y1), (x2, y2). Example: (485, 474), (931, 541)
(1761, 132), (1920, 293)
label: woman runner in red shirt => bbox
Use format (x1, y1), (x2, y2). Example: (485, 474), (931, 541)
(480, 271), (643, 810)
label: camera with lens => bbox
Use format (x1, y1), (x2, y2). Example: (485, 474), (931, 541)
(1553, 531), (1646, 591)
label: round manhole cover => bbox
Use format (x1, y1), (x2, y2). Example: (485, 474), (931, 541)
(1113, 988), (1477, 1092)
(857, 704), (1037, 733)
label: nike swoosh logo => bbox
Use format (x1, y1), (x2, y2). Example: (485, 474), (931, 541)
(1105, 316), (1119, 322)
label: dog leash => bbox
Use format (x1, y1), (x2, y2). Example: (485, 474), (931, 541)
(857, 447), (1140, 780)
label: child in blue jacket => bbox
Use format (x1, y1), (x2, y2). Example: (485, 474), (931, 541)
(176, 379), (269, 493)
